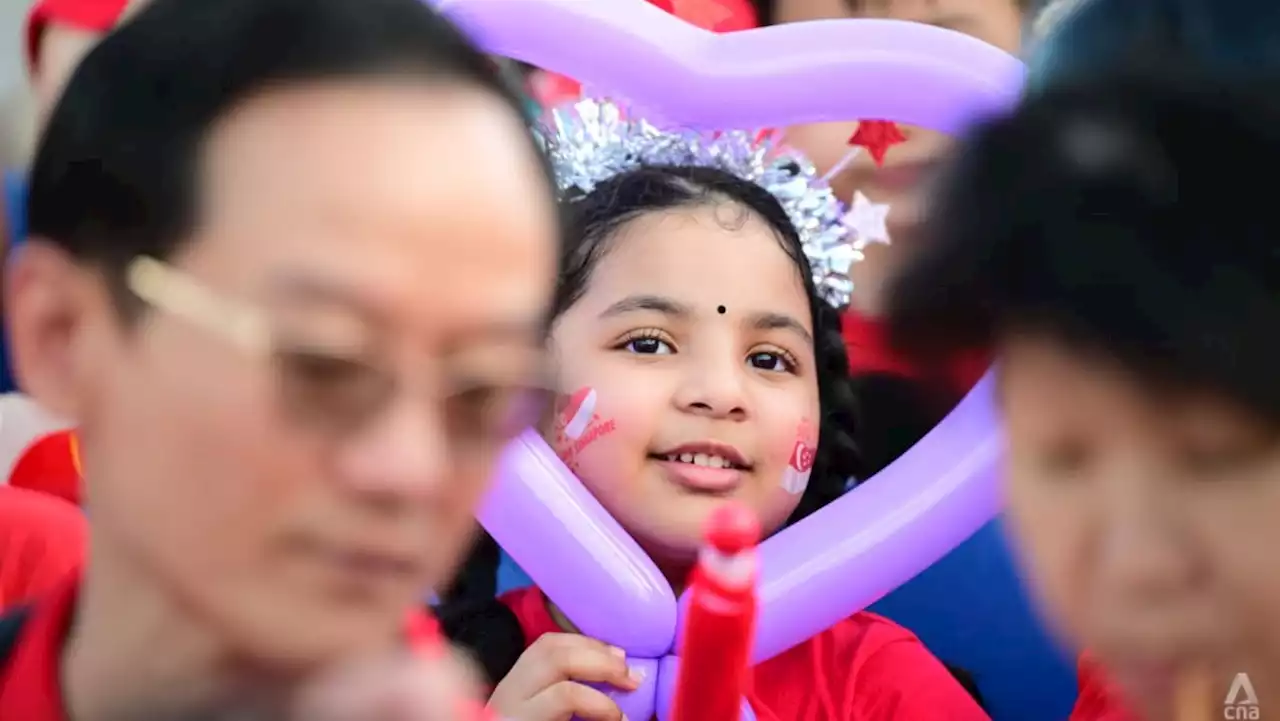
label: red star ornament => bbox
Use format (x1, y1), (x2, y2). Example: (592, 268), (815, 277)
(848, 120), (907, 167)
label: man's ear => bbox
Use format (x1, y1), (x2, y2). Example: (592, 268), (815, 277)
(5, 240), (106, 422)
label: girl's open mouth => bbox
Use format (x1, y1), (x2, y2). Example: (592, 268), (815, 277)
(649, 453), (746, 493)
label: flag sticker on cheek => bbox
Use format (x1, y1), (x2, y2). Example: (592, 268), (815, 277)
(560, 387), (597, 440)
(781, 420), (817, 495)
(554, 387), (618, 470)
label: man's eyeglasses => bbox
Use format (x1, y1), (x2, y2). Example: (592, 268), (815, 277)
(125, 256), (553, 453)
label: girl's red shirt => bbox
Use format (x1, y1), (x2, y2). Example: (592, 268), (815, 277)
(499, 586), (990, 721)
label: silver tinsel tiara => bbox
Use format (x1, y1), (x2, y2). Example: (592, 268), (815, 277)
(537, 98), (892, 308)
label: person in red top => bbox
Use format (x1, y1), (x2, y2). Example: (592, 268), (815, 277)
(0, 486), (85, 610)
(0, 0), (560, 719)
(26, 0), (132, 128)
(450, 158), (985, 720)
(883, 71), (1280, 720)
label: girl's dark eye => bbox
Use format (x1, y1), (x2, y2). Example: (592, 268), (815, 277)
(748, 351), (795, 373)
(624, 336), (673, 355)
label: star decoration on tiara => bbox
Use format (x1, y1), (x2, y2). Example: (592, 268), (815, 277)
(538, 98), (890, 308)
(844, 192), (891, 247)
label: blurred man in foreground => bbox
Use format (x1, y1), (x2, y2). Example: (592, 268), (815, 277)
(0, 0), (559, 719)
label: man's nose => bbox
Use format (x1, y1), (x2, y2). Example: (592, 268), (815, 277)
(1097, 478), (1199, 602)
(334, 397), (449, 502)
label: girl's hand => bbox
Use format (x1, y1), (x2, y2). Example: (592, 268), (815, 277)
(487, 633), (641, 721)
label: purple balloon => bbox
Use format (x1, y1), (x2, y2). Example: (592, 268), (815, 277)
(748, 374), (1003, 662)
(432, 0), (1024, 131)
(478, 432), (677, 656)
(595, 657), (661, 721)
(457, 0), (1023, 707)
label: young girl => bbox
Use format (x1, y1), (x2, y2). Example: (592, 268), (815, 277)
(442, 103), (988, 721)
(884, 70), (1280, 721)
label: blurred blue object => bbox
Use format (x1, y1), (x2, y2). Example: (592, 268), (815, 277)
(869, 519), (1077, 720)
(4, 171), (25, 247)
(495, 518), (1077, 720)
(0, 171), (25, 393)
(497, 550), (532, 594)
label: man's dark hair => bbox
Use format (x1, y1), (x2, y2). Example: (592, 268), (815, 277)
(885, 68), (1280, 424)
(27, 0), (551, 317)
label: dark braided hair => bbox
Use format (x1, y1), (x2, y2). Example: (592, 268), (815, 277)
(440, 164), (864, 684)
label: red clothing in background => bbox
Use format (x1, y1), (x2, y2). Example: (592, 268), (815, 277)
(26, 0), (129, 67)
(841, 311), (988, 394)
(499, 586), (989, 721)
(8, 430), (82, 506)
(1069, 655), (1138, 721)
(0, 486), (84, 610)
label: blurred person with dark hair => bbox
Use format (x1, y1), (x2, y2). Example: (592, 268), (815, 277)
(885, 68), (1280, 721)
(1027, 0), (1280, 94)
(1017, 1), (1280, 716)
(0, 0), (559, 719)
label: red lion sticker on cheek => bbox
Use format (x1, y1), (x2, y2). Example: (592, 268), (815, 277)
(781, 419), (817, 495)
(553, 387), (617, 471)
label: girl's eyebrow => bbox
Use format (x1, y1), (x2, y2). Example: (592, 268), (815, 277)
(597, 294), (692, 320)
(746, 311), (813, 347)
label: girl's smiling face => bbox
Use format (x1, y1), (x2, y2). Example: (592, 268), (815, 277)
(547, 203), (820, 574)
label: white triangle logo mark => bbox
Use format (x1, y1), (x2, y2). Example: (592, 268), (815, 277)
(1226, 672), (1259, 706)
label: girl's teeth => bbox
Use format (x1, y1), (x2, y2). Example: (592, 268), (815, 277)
(664, 453), (732, 468)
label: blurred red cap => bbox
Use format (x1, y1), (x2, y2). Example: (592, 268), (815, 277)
(26, 0), (129, 69)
